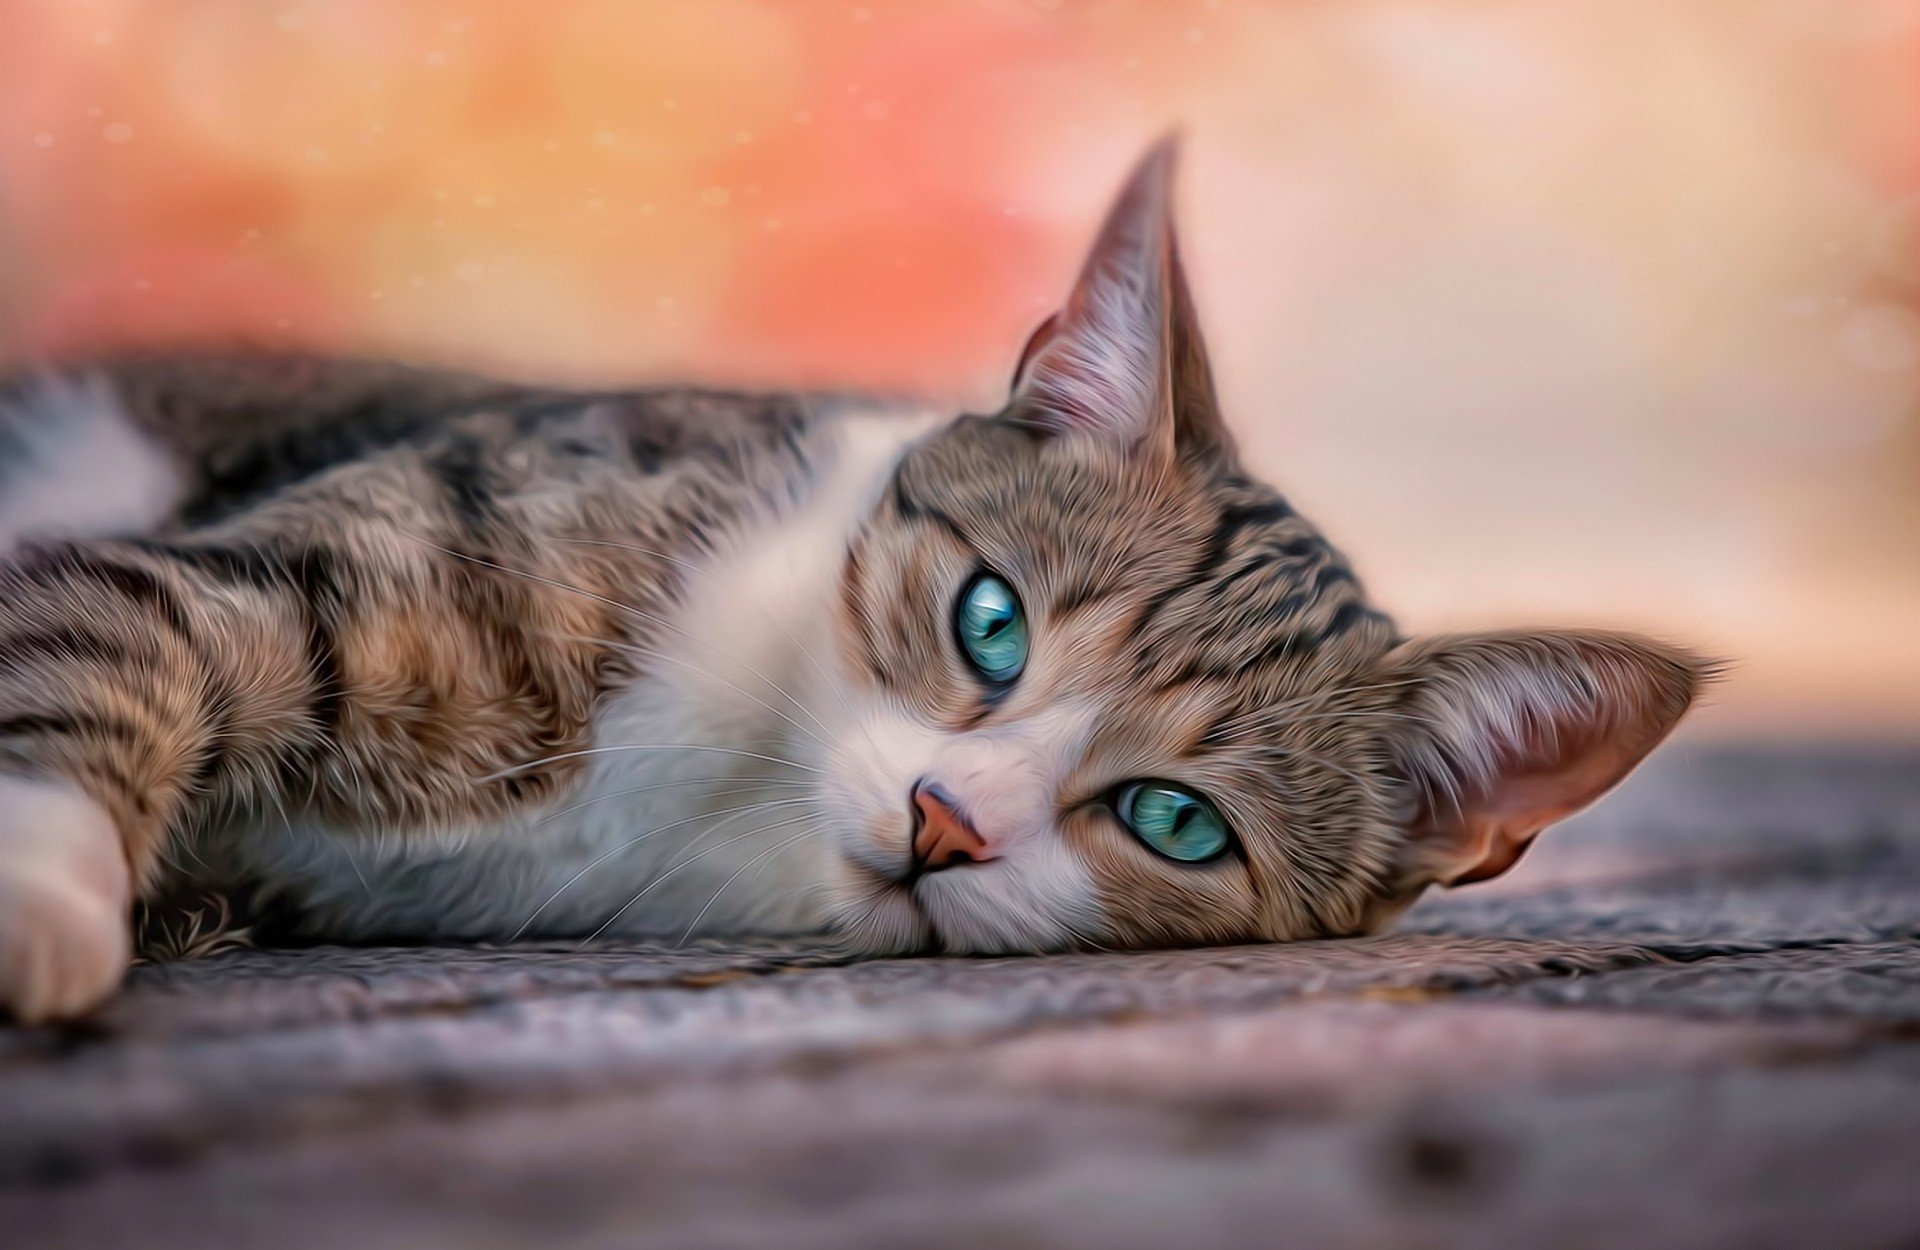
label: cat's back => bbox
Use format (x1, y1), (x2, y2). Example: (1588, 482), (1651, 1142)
(0, 350), (830, 536)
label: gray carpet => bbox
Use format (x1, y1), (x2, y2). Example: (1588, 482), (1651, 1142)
(4, 742), (1917, 1249)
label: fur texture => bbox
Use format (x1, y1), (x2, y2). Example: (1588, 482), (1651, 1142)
(0, 141), (1714, 1021)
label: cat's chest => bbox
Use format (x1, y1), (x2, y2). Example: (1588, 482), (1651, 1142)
(225, 554), (834, 942)
(222, 406), (932, 942)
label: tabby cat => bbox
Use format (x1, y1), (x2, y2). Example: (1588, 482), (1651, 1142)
(0, 141), (1710, 1022)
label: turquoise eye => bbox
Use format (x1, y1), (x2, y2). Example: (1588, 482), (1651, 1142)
(1115, 782), (1232, 863)
(954, 572), (1029, 684)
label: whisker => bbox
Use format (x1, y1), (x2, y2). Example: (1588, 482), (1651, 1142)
(675, 825), (818, 944)
(582, 810), (824, 945)
(534, 773), (809, 829)
(343, 846), (373, 896)
(509, 795), (819, 940)
(478, 742), (821, 784)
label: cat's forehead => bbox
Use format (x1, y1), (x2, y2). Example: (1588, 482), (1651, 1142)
(893, 415), (1396, 695)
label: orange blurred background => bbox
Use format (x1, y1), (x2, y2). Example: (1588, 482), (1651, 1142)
(2, 0), (1916, 737)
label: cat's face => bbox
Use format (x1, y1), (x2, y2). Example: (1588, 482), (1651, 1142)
(811, 140), (1710, 955)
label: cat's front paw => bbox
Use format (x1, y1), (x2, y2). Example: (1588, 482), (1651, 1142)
(0, 776), (132, 1024)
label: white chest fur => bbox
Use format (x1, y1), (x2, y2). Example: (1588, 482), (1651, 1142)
(227, 406), (936, 942)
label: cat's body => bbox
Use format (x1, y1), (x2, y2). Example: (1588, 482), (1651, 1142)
(207, 393), (936, 945)
(2, 361), (930, 947)
(0, 143), (1712, 1021)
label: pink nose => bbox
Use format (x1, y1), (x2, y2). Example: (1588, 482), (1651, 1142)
(912, 783), (995, 872)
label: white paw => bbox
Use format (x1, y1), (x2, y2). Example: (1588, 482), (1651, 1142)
(0, 776), (132, 1024)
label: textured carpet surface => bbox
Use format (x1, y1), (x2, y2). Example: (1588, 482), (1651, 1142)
(3, 743), (1917, 1250)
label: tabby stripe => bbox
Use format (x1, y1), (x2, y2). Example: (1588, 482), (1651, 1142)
(150, 541), (283, 590)
(889, 475), (970, 546)
(430, 432), (505, 534)
(288, 547), (349, 740)
(17, 548), (194, 642)
(0, 626), (130, 675)
(1310, 560), (1358, 598)
(1125, 499), (1297, 645)
(180, 387), (494, 525)
(1052, 577), (1115, 616)
(0, 710), (146, 748)
(147, 541), (349, 740)
(1152, 596), (1379, 695)
(185, 686), (240, 795)
(1320, 599), (1382, 638)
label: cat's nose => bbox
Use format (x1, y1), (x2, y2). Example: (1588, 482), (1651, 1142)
(911, 781), (996, 873)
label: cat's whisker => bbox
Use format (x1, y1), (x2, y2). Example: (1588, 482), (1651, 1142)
(582, 809), (824, 946)
(533, 773), (809, 829)
(508, 795), (819, 940)
(477, 742), (821, 784)
(675, 824), (818, 945)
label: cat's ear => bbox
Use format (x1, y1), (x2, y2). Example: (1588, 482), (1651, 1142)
(1009, 135), (1233, 463)
(1381, 630), (1717, 890)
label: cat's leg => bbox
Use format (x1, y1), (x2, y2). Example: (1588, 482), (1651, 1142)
(0, 503), (616, 1019)
(0, 539), (336, 1021)
(0, 774), (131, 1021)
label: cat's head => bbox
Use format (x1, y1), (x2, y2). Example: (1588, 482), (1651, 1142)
(812, 139), (1713, 954)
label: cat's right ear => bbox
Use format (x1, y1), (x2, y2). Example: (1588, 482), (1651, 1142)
(1380, 629), (1718, 894)
(1007, 136), (1234, 465)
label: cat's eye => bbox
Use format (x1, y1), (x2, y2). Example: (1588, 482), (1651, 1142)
(1114, 781), (1233, 863)
(954, 572), (1029, 685)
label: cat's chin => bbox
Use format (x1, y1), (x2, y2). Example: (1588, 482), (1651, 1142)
(821, 863), (935, 956)
(821, 864), (1088, 958)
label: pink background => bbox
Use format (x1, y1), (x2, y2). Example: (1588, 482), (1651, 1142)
(2, 0), (1916, 736)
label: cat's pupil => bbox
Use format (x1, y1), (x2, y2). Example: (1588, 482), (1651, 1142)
(955, 573), (1029, 684)
(1118, 782), (1232, 864)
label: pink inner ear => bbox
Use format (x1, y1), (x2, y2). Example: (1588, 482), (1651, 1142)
(1390, 628), (1712, 891)
(1436, 736), (1645, 885)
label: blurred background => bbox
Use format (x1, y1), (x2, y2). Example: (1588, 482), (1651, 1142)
(1, 0), (1914, 739)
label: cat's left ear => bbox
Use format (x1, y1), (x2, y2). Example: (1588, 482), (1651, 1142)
(1009, 135), (1234, 463)
(1381, 630), (1718, 891)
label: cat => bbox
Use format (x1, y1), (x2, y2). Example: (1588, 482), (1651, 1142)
(0, 140), (1712, 1023)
